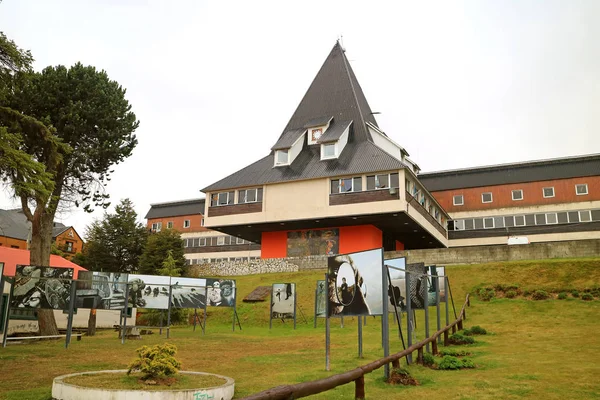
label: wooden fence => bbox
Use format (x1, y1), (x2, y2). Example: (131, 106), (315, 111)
(241, 294), (471, 400)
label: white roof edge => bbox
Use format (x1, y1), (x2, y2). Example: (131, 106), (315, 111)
(149, 197), (206, 207)
(366, 122), (410, 157)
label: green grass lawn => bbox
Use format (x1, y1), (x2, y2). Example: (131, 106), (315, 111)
(1, 258), (600, 399)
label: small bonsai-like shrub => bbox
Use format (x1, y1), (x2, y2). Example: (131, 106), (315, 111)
(127, 343), (181, 381)
(505, 290), (517, 299)
(387, 367), (419, 385)
(571, 290), (580, 298)
(438, 355), (475, 370)
(448, 333), (475, 345)
(557, 292), (567, 300)
(422, 352), (436, 367)
(532, 290), (550, 300)
(581, 293), (594, 301)
(469, 326), (487, 335)
(478, 288), (495, 301)
(439, 348), (470, 357)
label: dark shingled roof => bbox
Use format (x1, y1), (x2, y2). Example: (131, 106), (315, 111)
(0, 209), (30, 241)
(145, 199), (206, 219)
(419, 153), (600, 192)
(318, 120), (353, 143)
(303, 116), (333, 128)
(203, 141), (405, 191)
(203, 42), (405, 193)
(271, 128), (306, 150)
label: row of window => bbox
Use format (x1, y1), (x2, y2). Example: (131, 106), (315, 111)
(183, 235), (255, 248)
(186, 256), (260, 265)
(151, 219), (202, 232)
(449, 208), (600, 231)
(210, 188), (264, 207)
(452, 184), (590, 206)
(330, 173), (401, 193)
(405, 178), (445, 226)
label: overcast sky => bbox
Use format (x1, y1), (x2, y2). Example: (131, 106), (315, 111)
(1, 0), (599, 237)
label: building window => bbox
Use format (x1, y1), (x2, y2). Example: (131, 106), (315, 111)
(199, 238), (206, 246)
(494, 216), (505, 228)
(238, 188), (263, 203)
(576, 184), (588, 195)
(321, 143), (336, 159)
(483, 217), (494, 229)
(514, 215), (526, 226)
(453, 220), (465, 230)
(546, 213), (558, 224)
(151, 222), (162, 232)
(535, 214), (546, 225)
(217, 236), (225, 246)
(167, 221), (173, 229)
(65, 241), (73, 252)
(275, 149), (289, 166)
(453, 195), (464, 206)
(183, 220), (191, 228)
(543, 187), (555, 198)
(366, 173), (399, 190)
(211, 191), (235, 206)
(579, 210), (592, 222)
(512, 190), (523, 201)
(331, 177), (362, 194)
(481, 192), (493, 203)
(236, 237), (244, 244)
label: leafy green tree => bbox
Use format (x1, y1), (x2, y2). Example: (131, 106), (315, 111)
(139, 230), (186, 275)
(158, 250), (182, 277)
(84, 199), (148, 273)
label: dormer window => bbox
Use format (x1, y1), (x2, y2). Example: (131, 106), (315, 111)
(275, 149), (289, 166)
(321, 143), (336, 159)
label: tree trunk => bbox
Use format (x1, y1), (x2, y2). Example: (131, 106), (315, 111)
(30, 209), (60, 336)
(87, 309), (97, 336)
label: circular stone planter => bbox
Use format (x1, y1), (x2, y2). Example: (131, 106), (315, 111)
(52, 370), (235, 400)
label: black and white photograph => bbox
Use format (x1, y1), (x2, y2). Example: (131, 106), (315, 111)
(385, 257), (407, 312)
(327, 248), (384, 317)
(315, 280), (327, 317)
(170, 277), (207, 308)
(76, 272), (128, 310)
(406, 262), (429, 309)
(431, 266), (446, 302)
(271, 283), (295, 319)
(206, 279), (236, 307)
(11, 266), (74, 309)
(127, 274), (171, 309)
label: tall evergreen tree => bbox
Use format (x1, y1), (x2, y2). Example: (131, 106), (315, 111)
(139, 230), (187, 275)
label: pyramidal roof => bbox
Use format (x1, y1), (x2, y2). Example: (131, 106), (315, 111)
(281, 41), (378, 144)
(202, 42), (405, 192)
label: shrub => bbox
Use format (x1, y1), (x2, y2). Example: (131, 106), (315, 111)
(438, 355), (475, 370)
(127, 343), (181, 381)
(478, 288), (495, 301)
(462, 329), (472, 336)
(470, 326), (487, 335)
(523, 289), (531, 297)
(493, 283), (506, 292)
(505, 284), (520, 292)
(505, 290), (517, 299)
(571, 290), (580, 298)
(422, 352), (436, 367)
(439, 348), (470, 357)
(581, 293), (593, 301)
(448, 333), (475, 345)
(557, 292), (567, 300)
(388, 368), (419, 385)
(532, 290), (550, 300)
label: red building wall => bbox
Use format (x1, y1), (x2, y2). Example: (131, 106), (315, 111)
(431, 176), (600, 213)
(147, 215), (207, 233)
(261, 225), (383, 259)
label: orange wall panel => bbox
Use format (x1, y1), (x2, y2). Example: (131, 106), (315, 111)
(431, 176), (600, 213)
(0, 236), (27, 249)
(261, 231), (287, 258)
(395, 240), (405, 251)
(339, 225), (382, 254)
(147, 215), (207, 233)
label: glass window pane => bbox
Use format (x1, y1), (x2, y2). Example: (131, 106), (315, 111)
(483, 218), (494, 228)
(200, 238), (206, 246)
(464, 219), (474, 230)
(323, 144), (335, 157)
(512, 190), (523, 200)
(543, 187), (554, 197)
(525, 214), (535, 226)
(218, 192), (228, 205)
(247, 189), (256, 202)
(504, 216), (515, 227)
(455, 220), (465, 230)
(367, 175), (376, 190)
(453, 195), (463, 205)
(482, 193), (492, 203)
(277, 150), (288, 164)
(493, 217), (504, 228)
(580, 210), (592, 222)
(390, 173), (399, 188)
(353, 177), (362, 192)
(341, 178), (353, 192)
(474, 218), (484, 229)
(377, 174), (389, 189)
(592, 210), (600, 221)
(228, 191), (235, 205)
(211, 194), (219, 207)
(515, 215), (525, 226)
(568, 211), (579, 223)
(330, 180), (339, 194)
(557, 212), (568, 223)
(546, 213), (557, 224)
(535, 214), (546, 225)
(257, 188), (263, 202)
(238, 190), (246, 203)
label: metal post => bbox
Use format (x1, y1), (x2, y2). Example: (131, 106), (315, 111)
(232, 288), (237, 332)
(166, 285), (173, 339)
(424, 274), (430, 353)
(341, 315), (344, 328)
(65, 280), (77, 348)
(121, 283), (130, 345)
(325, 273), (330, 371)
(381, 256), (389, 378)
(405, 272), (412, 364)
(2, 278), (14, 348)
(445, 277), (450, 333)
(358, 313), (363, 358)
(447, 278), (458, 319)
(313, 287), (318, 328)
(203, 286), (208, 335)
(435, 269), (442, 345)
(159, 310), (163, 335)
(293, 287), (297, 330)
(193, 308), (197, 332)
(269, 286), (274, 330)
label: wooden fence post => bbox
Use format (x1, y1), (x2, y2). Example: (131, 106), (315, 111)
(444, 330), (449, 346)
(432, 339), (438, 355)
(452, 325), (457, 334)
(458, 320), (463, 330)
(417, 347), (423, 364)
(463, 308), (466, 320)
(392, 359), (399, 369)
(355, 375), (365, 400)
